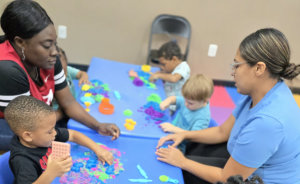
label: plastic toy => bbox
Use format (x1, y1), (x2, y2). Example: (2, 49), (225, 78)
(99, 98), (114, 115)
(123, 109), (133, 116)
(124, 119), (136, 131)
(137, 164), (148, 179)
(114, 91), (121, 100)
(51, 141), (70, 160)
(129, 70), (138, 78)
(84, 101), (91, 112)
(81, 84), (91, 91)
(159, 175), (179, 183)
(141, 65), (151, 73)
(133, 77), (144, 86)
(128, 179), (152, 182)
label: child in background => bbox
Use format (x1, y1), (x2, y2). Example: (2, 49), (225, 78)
(149, 41), (190, 112)
(5, 96), (114, 184)
(159, 74), (214, 152)
(53, 47), (90, 123)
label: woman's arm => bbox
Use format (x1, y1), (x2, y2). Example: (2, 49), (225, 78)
(185, 114), (235, 144)
(54, 87), (120, 140)
(157, 114), (235, 148)
(156, 146), (256, 183)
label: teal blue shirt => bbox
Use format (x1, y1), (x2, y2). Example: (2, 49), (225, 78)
(172, 96), (210, 152)
(52, 66), (79, 110)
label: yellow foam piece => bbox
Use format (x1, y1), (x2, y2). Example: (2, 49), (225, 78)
(141, 65), (151, 73)
(293, 94), (300, 108)
(124, 123), (135, 130)
(84, 93), (92, 97)
(81, 84), (91, 91)
(125, 119), (136, 125)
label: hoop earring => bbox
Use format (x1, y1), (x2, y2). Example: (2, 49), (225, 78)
(21, 48), (26, 61)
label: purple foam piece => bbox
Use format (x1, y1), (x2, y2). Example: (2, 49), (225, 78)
(133, 77), (144, 86)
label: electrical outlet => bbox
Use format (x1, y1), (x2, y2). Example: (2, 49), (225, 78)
(58, 25), (67, 39)
(208, 44), (218, 57)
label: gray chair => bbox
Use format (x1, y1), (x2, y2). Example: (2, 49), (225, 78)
(147, 14), (191, 64)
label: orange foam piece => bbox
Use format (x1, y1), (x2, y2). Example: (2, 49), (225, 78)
(99, 98), (114, 115)
(210, 86), (235, 108)
(51, 141), (70, 160)
(129, 70), (138, 78)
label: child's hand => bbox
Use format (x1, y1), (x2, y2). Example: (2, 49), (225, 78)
(160, 100), (169, 111)
(149, 73), (160, 82)
(160, 122), (177, 133)
(95, 147), (114, 165)
(46, 154), (72, 177)
(78, 71), (90, 85)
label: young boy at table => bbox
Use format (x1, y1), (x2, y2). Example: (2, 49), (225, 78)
(53, 47), (90, 123)
(159, 74), (214, 152)
(149, 41), (190, 112)
(4, 96), (113, 184)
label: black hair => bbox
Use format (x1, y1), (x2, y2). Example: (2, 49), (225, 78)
(215, 175), (264, 184)
(157, 40), (182, 60)
(0, 0), (53, 43)
(4, 96), (54, 135)
(239, 28), (300, 80)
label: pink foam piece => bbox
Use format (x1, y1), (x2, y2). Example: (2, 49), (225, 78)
(210, 86), (235, 108)
(210, 106), (234, 125)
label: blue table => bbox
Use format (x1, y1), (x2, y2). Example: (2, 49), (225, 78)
(52, 133), (184, 184)
(68, 57), (170, 139)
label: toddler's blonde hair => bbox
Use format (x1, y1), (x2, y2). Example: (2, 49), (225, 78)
(182, 74), (214, 102)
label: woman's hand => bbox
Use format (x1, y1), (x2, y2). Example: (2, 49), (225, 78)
(156, 132), (185, 149)
(155, 146), (187, 168)
(95, 148), (114, 165)
(97, 123), (120, 140)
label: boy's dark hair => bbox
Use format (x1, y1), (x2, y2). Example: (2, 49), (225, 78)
(57, 46), (68, 63)
(215, 175), (264, 184)
(4, 96), (54, 135)
(0, 0), (53, 43)
(157, 41), (182, 60)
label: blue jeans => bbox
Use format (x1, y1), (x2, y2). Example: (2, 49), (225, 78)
(0, 119), (14, 150)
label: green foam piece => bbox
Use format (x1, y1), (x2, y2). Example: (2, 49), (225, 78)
(94, 94), (104, 102)
(159, 175), (168, 182)
(123, 109), (133, 116)
(147, 93), (161, 103)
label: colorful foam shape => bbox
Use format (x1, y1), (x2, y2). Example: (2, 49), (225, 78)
(293, 94), (300, 108)
(210, 106), (234, 125)
(225, 86), (245, 105)
(210, 86), (235, 108)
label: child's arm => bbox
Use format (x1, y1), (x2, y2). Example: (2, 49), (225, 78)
(68, 129), (114, 165)
(160, 122), (186, 133)
(33, 155), (72, 184)
(149, 72), (182, 83)
(76, 71), (90, 85)
(160, 96), (176, 110)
